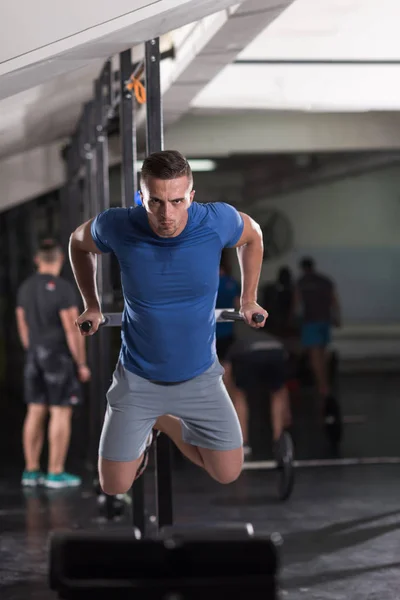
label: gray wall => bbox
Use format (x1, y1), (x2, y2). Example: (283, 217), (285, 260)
(249, 166), (400, 325)
(194, 165), (400, 326)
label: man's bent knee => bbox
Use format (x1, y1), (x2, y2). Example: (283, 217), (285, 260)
(201, 447), (243, 485)
(211, 468), (242, 485)
(101, 479), (131, 496)
(98, 456), (141, 496)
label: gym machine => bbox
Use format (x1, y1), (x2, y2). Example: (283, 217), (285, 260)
(52, 38), (280, 599)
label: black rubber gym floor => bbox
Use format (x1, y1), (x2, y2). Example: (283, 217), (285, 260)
(1, 462), (400, 599)
(1, 370), (400, 598)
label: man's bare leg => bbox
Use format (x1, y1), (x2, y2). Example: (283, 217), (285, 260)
(99, 415), (242, 495)
(309, 346), (330, 398)
(155, 415), (243, 484)
(23, 404), (48, 471)
(48, 406), (73, 474)
(99, 455), (144, 496)
(270, 386), (292, 442)
(222, 361), (249, 444)
(308, 345), (330, 423)
(155, 415), (205, 468)
(99, 417), (205, 496)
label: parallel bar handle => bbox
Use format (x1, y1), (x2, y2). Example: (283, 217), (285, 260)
(79, 316), (110, 333)
(220, 310), (265, 324)
(80, 311), (265, 333)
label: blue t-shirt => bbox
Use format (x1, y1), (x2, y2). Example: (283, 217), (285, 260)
(91, 202), (244, 382)
(215, 275), (240, 339)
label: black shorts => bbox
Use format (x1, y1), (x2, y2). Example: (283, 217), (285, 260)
(231, 348), (288, 393)
(24, 346), (81, 407)
(216, 335), (235, 362)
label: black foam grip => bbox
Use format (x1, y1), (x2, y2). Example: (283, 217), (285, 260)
(252, 313), (265, 324)
(80, 321), (92, 333)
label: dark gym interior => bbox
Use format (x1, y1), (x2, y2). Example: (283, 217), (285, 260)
(1, 2), (400, 599)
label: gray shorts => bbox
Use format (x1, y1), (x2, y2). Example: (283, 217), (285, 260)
(99, 359), (243, 462)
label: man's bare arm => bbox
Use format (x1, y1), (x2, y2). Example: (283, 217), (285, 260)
(69, 219), (103, 313)
(15, 307), (29, 350)
(234, 212), (267, 327)
(69, 219), (108, 336)
(234, 212), (264, 305)
(59, 307), (87, 365)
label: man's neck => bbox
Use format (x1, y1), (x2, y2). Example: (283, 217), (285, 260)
(37, 266), (60, 276)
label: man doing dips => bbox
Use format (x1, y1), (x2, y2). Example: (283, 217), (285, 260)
(69, 150), (268, 495)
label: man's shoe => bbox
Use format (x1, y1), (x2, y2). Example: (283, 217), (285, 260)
(21, 470), (46, 487)
(45, 472), (82, 489)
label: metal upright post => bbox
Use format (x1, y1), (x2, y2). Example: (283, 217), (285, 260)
(61, 145), (82, 284)
(119, 48), (146, 535)
(94, 65), (113, 312)
(81, 103), (102, 472)
(145, 39), (164, 154)
(82, 103), (96, 222)
(145, 37), (174, 530)
(94, 64), (115, 520)
(119, 49), (138, 207)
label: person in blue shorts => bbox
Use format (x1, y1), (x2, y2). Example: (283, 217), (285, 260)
(294, 257), (341, 416)
(69, 150), (268, 495)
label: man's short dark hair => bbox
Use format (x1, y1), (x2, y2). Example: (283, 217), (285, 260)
(36, 238), (62, 263)
(299, 257), (315, 271)
(141, 150), (192, 186)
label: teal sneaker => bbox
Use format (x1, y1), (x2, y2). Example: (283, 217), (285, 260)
(21, 470), (46, 487)
(45, 472), (82, 489)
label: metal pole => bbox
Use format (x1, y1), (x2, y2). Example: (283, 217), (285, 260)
(145, 37), (173, 530)
(60, 162), (81, 285)
(119, 49), (138, 207)
(94, 64), (113, 306)
(94, 64), (116, 520)
(80, 102), (102, 472)
(82, 103), (96, 222)
(145, 39), (164, 154)
(119, 48), (146, 534)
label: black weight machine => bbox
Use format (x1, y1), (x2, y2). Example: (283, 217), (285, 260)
(51, 37), (280, 599)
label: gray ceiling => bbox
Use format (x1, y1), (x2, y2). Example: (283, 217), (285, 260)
(0, 0), (294, 161)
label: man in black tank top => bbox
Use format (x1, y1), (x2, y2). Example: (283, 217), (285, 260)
(16, 240), (91, 489)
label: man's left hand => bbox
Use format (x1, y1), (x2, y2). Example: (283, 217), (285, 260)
(240, 301), (268, 328)
(78, 364), (91, 383)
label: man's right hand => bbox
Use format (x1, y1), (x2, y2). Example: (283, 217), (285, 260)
(75, 308), (104, 336)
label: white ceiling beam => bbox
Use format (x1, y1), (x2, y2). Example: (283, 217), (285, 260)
(164, 111), (400, 155)
(0, 0), (241, 100)
(160, 0), (293, 127)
